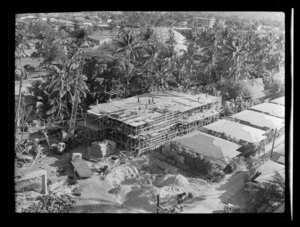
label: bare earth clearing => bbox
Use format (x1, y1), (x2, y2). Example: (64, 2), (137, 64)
(16, 143), (247, 213)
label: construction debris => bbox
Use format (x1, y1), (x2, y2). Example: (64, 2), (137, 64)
(87, 140), (117, 159)
(50, 142), (66, 155)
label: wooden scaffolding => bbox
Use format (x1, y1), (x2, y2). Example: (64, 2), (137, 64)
(75, 92), (222, 153)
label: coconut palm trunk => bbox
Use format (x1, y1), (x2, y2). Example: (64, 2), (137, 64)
(67, 75), (80, 140)
(15, 59), (23, 140)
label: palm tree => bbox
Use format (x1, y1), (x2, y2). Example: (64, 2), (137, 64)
(65, 49), (89, 140)
(195, 28), (222, 84)
(15, 21), (34, 139)
(39, 45), (89, 139)
(245, 170), (285, 212)
(140, 42), (176, 90)
(113, 28), (143, 96)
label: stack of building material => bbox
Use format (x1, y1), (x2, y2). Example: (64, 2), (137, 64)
(87, 140), (117, 158)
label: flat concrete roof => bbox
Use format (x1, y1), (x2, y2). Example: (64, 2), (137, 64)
(231, 110), (285, 130)
(270, 96), (285, 106)
(172, 131), (241, 166)
(203, 119), (267, 143)
(88, 90), (220, 127)
(250, 103), (285, 118)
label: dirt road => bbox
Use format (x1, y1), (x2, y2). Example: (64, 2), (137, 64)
(183, 171), (247, 213)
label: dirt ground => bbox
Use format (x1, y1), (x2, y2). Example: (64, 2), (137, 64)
(15, 143), (248, 213)
(182, 171), (247, 213)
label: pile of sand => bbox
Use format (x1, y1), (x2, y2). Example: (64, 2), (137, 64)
(188, 178), (208, 190)
(105, 164), (140, 187)
(153, 174), (189, 187)
(162, 175), (190, 187)
(152, 174), (207, 200)
(109, 184), (140, 202)
(87, 140), (116, 158)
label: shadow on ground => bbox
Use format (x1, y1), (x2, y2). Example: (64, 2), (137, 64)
(215, 171), (247, 208)
(212, 209), (224, 213)
(70, 197), (144, 213)
(183, 196), (205, 205)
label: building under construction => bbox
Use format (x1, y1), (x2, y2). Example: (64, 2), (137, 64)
(75, 90), (222, 154)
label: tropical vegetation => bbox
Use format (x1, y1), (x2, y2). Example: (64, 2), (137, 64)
(15, 11), (285, 156)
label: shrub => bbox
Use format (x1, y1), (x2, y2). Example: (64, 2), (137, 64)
(207, 168), (225, 183)
(187, 192), (193, 199)
(222, 105), (235, 117)
(224, 162), (235, 174)
(22, 194), (76, 213)
(224, 156), (248, 174)
(244, 171), (285, 213)
(160, 141), (220, 176)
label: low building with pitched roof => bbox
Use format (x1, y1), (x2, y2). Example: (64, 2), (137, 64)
(230, 110), (284, 131)
(250, 103), (285, 119)
(271, 96), (285, 106)
(172, 131), (241, 167)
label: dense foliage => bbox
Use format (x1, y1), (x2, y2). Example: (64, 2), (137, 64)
(22, 194), (76, 213)
(244, 171), (285, 213)
(159, 141), (225, 182)
(15, 12), (285, 143)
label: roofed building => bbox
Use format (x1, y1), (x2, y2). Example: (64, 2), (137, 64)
(203, 119), (267, 144)
(230, 110), (284, 131)
(253, 159), (285, 183)
(270, 96), (285, 106)
(172, 131), (241, 167)
(75, 90), (222, 153)
(250, 103), (285, 119)
(271, 143), (285, 164)
(203, 119), (269, 157)
(194, 17), (216, 28)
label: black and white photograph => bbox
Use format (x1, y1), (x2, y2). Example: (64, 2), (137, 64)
(12, 10), (292, 216)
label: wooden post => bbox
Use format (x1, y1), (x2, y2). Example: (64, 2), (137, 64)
(270, 128), (277, 160)
(156, 194), (160, 213)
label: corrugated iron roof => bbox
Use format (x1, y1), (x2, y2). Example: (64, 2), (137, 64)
(276, 156), (285, 164)
(250, 103), (285, 118)
(231, 110), (284, 130)
(204, 119), (267, 143)
(172, 131), (241, 166)
(271, 96), (285, 106)
(255, 160), (285, 183)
